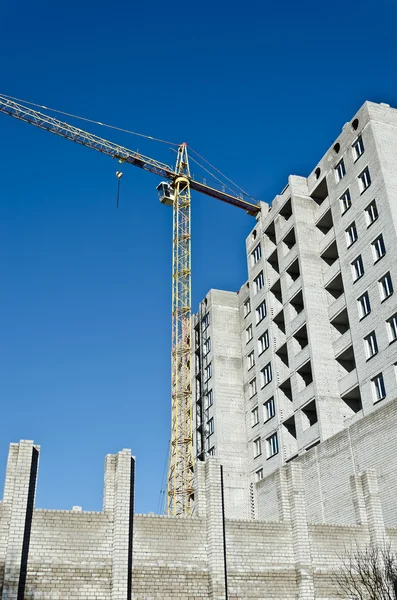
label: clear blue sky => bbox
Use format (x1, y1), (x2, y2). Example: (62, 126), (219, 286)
(0, 0), (396, 513)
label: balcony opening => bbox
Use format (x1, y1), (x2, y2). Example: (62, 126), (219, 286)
(290, 290), (304, 317)
(268, 248), (280, 274)
(270, 278), (282, 304)
(279, 377), (293, 402)
(196, 402), (203, 426)
(325, 272), (344, 300)
(283, 415), (297, 439)
(330, 308), (350, 335)
(315, 207), (334, 235)
(336, 345), (356, 374)
(196, 433), (204, 461)
(264, 221), (276, 245)
(297, 361), (313, 388)
(276, 342), (289, 367)
(320, 240), (339, 266)
(282, 227), (296, 251)
(273, 309), (286, 334)
(301, 399), (318, 428)
(310, 177), (328, 205)
(286, 258), (300, 283)
(195, 325), (201, 352)
(293, 324), (308, 351)
(341, 386), (362, 414)
(279, 198), (292, 221)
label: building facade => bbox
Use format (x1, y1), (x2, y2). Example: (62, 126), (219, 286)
(193, 100), (397, 511)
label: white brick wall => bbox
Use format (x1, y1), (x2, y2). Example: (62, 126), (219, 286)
(0, 417), (396, 600)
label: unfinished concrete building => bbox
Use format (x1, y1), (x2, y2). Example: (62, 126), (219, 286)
(193, 100), (397, 516)
(1, 100), (397, 599)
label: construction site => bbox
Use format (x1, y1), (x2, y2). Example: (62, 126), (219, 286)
(0, 95), (397, 598)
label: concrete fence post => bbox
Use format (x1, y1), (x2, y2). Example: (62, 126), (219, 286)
(286, 462), (315, 600)
(2, 440), (39, 600)
(205, 458), (227, 600)
(360, 470), (387, 548)
(110, 449), (135, 600)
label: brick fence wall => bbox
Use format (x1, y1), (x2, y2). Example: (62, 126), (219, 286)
(0, 398), (396, 599)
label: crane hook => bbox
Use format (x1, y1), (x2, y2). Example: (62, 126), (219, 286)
(116, 171), (123, 208)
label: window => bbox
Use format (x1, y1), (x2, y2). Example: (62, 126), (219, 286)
(352, 136), (364, 160)
(255, 468), (264, 482)
(252, 244), (262, 265)
(253, 437), (262, 458)
(203, 338), (211, 356)
(202, 313), (210, 330)
(340, 189), (352, 214)
(251, 406), (259, 426)
(260, 363), (272, 387)
(204, 363), (212, 382)
(249, 378), (257, 398)
(254, 271), (264, 294)
(365, 200), (378, 227)
(351, 256), (364, 282)
(372, 234), (386, 262)
(244, 299), (251, 317)
(258, 331), (269, 354)
(266, 433), (279, 458)
(208, 446), (215, 456)
(335, 159), (346, 182)
(358, 167), (371, 193)
(345, 222), (358, 247)
(379, 272), (393, 301)
(208, 417), (214, 435)
(357, 292), (371, 319)
(247, 351), (255, 370)
(387, 314), (397, 342)
(264, 397), (275, 421)
(255, 301), (267, 324)
(371, 373), (386, 402)
(207, 389), (213, 407)
(246, 325), (253, 343)
(364, 331), (378, 359)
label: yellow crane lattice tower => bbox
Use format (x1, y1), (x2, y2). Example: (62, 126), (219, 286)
(169, 144), (194, 515)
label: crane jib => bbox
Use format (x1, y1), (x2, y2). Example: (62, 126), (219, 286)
(0, 96), (259, 214)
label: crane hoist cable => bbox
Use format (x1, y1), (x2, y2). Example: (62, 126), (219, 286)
(115, 171), (123, 208)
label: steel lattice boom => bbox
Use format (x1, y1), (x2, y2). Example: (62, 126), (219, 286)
(0, 95), (259, 517)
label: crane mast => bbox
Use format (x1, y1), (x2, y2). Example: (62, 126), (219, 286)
(0, 95), (259, 517)
(169, 144), (193, 515)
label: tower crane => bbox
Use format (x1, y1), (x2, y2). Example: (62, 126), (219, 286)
(0, 95), (260, 516)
